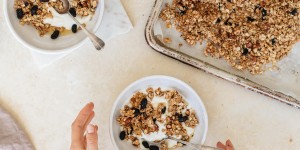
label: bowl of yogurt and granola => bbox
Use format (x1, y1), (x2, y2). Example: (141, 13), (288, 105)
(3, 0), (104, 53)
(110, 76), (208, 150)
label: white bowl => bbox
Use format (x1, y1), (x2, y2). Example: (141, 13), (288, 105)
(110, 75), (208, 150)
(3, 0), (104, 54)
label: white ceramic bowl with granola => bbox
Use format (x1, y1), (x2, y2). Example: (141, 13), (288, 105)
(3, 0), (104, 54)
(110, 76), (208, 150)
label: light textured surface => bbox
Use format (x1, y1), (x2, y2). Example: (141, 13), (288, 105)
(0, 1), (300, 150)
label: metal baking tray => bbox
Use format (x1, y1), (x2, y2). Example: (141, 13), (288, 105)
(145, 0), (300, 108)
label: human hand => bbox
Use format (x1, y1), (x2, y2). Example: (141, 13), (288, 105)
(217, 139), (234, 150)
(70, 102), (98, 150)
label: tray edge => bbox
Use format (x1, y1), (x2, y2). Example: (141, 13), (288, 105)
(144, 0), (300, 109)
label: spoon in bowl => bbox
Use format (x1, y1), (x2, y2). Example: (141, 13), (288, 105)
(166, 136), (222, 150)
(141, 137), (221, 150)
(141, 134), (221, 150)
(54, 0), (105, 50)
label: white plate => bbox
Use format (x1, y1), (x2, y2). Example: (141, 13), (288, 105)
(110, 75), (208, 150)
(3, 0), (104, 54)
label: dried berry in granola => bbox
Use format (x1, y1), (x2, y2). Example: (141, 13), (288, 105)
(119, 131), (126, 140)
(51, 30), (60, 39)
(16, 8), (24, 19)
(71, 24), (77, 33)
(69, 7), (77, 17)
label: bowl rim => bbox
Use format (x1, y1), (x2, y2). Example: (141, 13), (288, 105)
(3, 0), (105, 54)
(109, 75), (208, 150)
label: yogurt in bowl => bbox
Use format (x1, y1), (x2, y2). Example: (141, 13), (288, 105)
(110, 76), (208, 150)
(3, 0), (104, 53)
(43, 7), (93, 31)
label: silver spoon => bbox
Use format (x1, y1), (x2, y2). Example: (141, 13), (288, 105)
(166, 136), (222, 150)
(138, 120), (221, 150)
(54, 0), (105, 50)
(141, 136), (221, 150)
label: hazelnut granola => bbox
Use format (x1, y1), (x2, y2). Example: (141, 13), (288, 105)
(117, 87), (199, 150)
(160, 0), (300, 74)
(14, 0), (98, 39)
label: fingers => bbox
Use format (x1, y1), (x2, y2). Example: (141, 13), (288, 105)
(86, 124), (98, 150)
(83, 135), (87, 148)
(84, 125), (98, 146)
(217, 141), (227, 150)
(217, 140), (234, 150)
(83, 111), (95, 132)
(72, 102), (94, 142)
(70, 141), (85, 150)
(84, 125), (98, 148)
(226, 140), (234, 150)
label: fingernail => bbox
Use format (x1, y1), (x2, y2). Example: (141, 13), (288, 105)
(87, 124), (95, 134)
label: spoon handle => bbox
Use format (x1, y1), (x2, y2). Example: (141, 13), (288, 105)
(167, 137), (222, 150)
(68, 13), (105, 50)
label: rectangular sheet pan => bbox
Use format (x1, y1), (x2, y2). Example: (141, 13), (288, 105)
(145, 0), (300, 109)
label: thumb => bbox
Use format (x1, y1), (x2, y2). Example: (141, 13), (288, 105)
(86, 124), (98, 150)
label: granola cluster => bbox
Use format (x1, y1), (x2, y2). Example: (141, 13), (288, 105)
(117, 87), (199, 150)
(160, 0), (300, 74)
(14, 0), (98, 38)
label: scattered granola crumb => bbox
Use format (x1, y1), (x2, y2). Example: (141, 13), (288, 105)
(166, 22), (172, 28)
(178, 43), (183, 47)
(163, 37), (172, 44)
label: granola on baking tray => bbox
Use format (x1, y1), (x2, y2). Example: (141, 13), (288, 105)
(117, 87), (199, 150)
(160, 0), (300, 74)
(14, 0), (98, 39)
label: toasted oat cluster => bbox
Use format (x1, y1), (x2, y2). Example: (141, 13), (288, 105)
(117, 87), (199, 150)
(14, 0), (98, 39)
(160, 0), (300, 74)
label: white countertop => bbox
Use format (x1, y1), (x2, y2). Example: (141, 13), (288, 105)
(0, 0), (299, 150)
